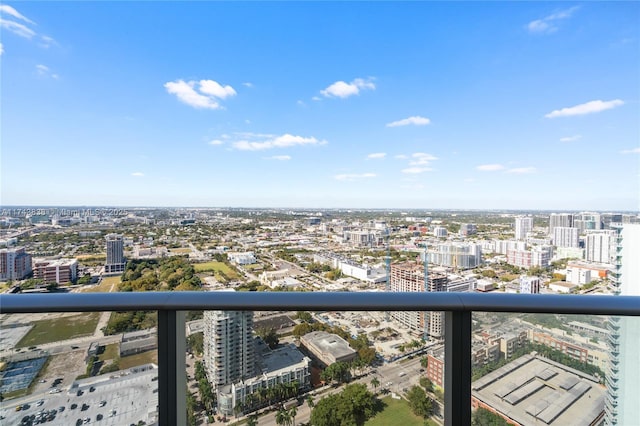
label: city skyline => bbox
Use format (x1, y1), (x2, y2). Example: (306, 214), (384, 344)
(1, 2), (639, 210)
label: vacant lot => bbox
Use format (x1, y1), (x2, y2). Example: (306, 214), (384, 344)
(365, 396), (425, 426)
(80, 276), (120, 293)
(120, 350), (158, 369)
(17, 312), (101, 347)
(98, 343), (120, 362)
(194, 261), (240, 279)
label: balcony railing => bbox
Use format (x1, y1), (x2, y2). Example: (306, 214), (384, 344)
(1, 291), (639, 426)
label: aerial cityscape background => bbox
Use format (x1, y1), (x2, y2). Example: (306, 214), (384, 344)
(1, 2), (639, 426)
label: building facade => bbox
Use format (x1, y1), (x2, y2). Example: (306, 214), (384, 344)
(389, 261), (447, 338)
(605, 224), (640, 425)
(427, 242), (482, 270)
(203, 309), (256, 389)
(105, 234), (126, 274)
(0, 247), (32, 281)
(33, 259), (78, 284)
(585, 231), (615, 264)
(553, 226), (579, 248)
(515, 216), (533, 241)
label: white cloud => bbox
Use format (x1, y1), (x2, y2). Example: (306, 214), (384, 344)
(464, 178), (476, 183)
(367, 152), (386, 159)
(297, 100), (306, 107)
(199, 79), (237, 99)
(0, 42), (3, 55)
(242, 82), (253, 88)
(311, 96), (322, 101)
(39, 35), (56, 48)
(620, 147), (640, 154)
(0, 5), (35, 24)
(507, 167), (537, 174)
(476, 164), (505, 171)
(410, 152), (437, 166)
(131, 172), (144, 177)
(35, 64), (58, 79)
(545, 99), (624, 118)
(232, 133), (327, 151)
(208, 140), (224, 146)
(402, 167), (432, 174)
(560, 135), (582, 142)
(266, 155), (292, 161)
(527, 6), (579, 34)
(320, 78), (375, 98)
(164, 79), (236, 110)
(386, 116), (431, 127)
(334, 173), (376, 181)
(394, 154), (409, 160)
(0, 18), (36, 38)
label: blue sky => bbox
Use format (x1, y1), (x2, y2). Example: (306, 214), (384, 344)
(1, 2), (639, 210)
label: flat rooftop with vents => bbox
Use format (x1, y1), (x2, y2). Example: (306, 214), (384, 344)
(472, 354), (605, 426)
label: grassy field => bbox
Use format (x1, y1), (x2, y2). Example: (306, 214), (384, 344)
(80, 276), (121, 293)
(98, 343), (119, 362)
(169, 248), (192, 254)
(365, 396), (425, 426)
(120, 350), (158, 369)
(17, 312), (101, 347)
(194, 261), (240, 278)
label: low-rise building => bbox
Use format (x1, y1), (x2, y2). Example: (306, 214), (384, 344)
(227, 252), (257, 265)
(33, 259), (78, 284)
(300, 331), (357, 366)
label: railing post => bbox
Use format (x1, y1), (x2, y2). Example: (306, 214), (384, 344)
(445, 310), (472, 426)
(158, 310), (186, 426)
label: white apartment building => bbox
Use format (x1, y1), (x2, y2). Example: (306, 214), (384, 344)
(432, 226), (448, 238)
(585, 231), (615, 264)
(553, 226), (579, 248)
(519, 276), (540, 294)
(203, 308), (256, 389)
(227, 252), (257, 265)
(493, 239), (526, 255)
(515, 216), (533, 241)
(506, 246), (552, 269)
(549, 213), (574, 235)
(606, 224), (640, 425)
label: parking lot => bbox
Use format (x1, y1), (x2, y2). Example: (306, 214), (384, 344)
(0, 364), (158, 426)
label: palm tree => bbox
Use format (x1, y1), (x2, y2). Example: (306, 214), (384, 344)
(246, 414), (259, 426)
(306, 395), (315, 409)
(275, 407), (291, 426)
(371, 377), (380, 393)
(289, 405), (298, 426)
(420, 356), (429, 369)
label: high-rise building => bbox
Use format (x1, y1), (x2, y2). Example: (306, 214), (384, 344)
(203, 309), (256, 389)
(519, 276), (540, 294)
(0, 247), (33, 281)
(553, 226), (579, 248)
(105, 234), (125, 274)
(459, 223), (477, 236)
(585, 231), (615, 264)
(549, 213), (574, 235)
(515, 216), (533, 241)
(389, 261), (447, 338)
(605, 224), (640, 425)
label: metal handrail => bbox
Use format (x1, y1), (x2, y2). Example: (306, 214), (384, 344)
(2, 291), (640, 315)
(2, 291), (638, 426)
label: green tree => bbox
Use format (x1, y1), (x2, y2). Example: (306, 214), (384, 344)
(472, 407), (508, 426)
(289, 405), (297, 426)
(406, 385), (433, 418)
(256, 327), (279, 349)
(276, 406), (291, 426)
(246, 414), (259, 426)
